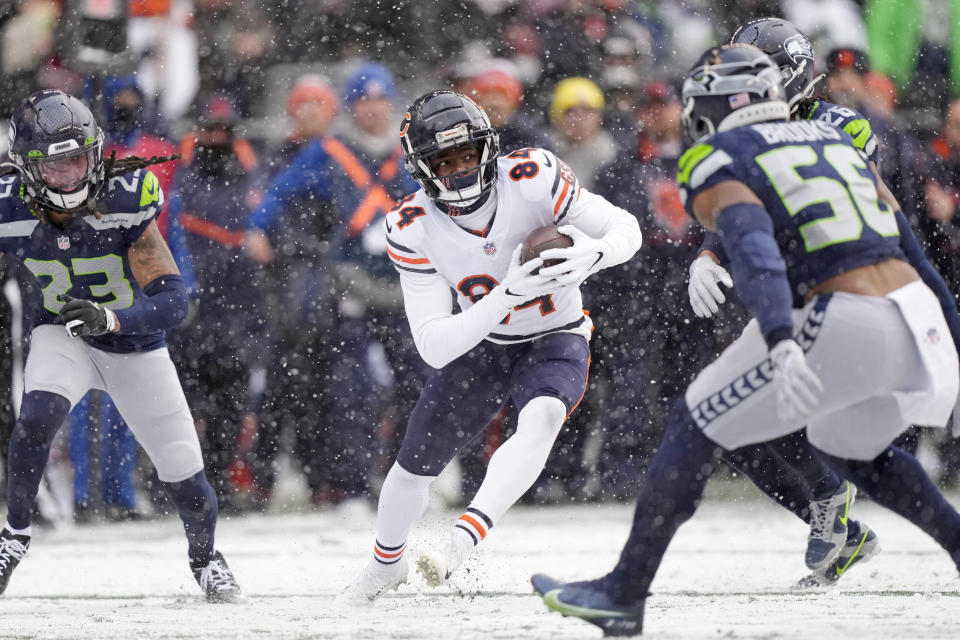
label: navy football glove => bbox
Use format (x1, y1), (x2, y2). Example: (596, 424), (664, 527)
(57, 295), (118, 337)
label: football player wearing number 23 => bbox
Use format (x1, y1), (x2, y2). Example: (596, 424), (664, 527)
(340, 91), (642, 604)
(0, 91), (243, 603)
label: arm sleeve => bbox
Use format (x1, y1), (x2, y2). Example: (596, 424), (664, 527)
(716, 202), (795, 347)
(895, 209), (960, 350)
(560, 187), (643, 269)
(400, 270), (514, 369)
(698, 231), (729, 265)
(113, 274), (189, 334)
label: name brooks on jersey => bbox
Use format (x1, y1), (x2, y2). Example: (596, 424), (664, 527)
(678, 121), (904, 303)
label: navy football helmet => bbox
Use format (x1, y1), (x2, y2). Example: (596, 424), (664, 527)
(7, 90), (105, 213)
(680, 44), (789, 146)
(730, 18), (821, 110)
(400, 91), (500, 206)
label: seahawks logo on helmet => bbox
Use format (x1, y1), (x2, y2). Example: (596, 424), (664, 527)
(783, 34), (813, 65)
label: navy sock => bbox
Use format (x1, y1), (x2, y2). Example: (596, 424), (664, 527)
(6, 391), (71, 530)
(723, 443), (812, 523)
(767, 432), (843, 500)
(162, 471), (218, 567)
(827, 446), (960, 569)
(604, 399), (721, 603)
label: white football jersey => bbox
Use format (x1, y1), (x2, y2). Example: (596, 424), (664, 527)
(385, 147), (591, 344)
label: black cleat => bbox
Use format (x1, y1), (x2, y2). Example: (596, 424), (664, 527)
(0, 528), (30, 596)
(191, 551), (246, 603)
(532, 573), (645, 637)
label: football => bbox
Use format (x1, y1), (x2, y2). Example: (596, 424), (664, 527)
(520, 224), (573, 271)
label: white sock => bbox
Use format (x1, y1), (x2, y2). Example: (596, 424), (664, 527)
(372, 462), (435, 565)
(4, 519), (31, 537)
(469, 395), (567, 523)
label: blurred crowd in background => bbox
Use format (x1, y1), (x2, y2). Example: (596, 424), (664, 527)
(1, 0), (960, 526)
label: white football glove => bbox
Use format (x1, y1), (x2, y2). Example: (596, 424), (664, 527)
(769, 339), (824, 422)
(688, 255), (733, 318)
(498, 245), (559, 305)
(538, 225), (608, 287)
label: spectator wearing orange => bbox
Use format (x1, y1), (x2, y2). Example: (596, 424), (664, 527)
(547, 77), (617, 190)
(464, 64), (552, 153)
(245, 64), (422, 506)
(863, 70), (898, 119)
(166, 96), (267, 511)
(245, 74), (352, 509)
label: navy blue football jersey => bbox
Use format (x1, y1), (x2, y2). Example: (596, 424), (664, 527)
(797, 99), (879, 167)
(678, 120), (905, 303)
(0, 169), (166, 352)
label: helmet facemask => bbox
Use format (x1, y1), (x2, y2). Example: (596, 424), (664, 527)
(407, 123), (499, 207)
(22, 134), (104, 212)
(681, 50), (790, 146)
(401, 91), (501, 210)
(7, 90), (106, 215)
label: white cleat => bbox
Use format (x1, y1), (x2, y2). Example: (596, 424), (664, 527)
(337, 556), (409, 606)
(416, 533), (474, 587)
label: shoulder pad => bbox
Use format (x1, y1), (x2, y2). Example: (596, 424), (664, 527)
(500, 147), (579, 218)
(804, 100), (878, 160)
(0, 175), (27, 222)
(385, 191), (428, 245)
(384, 192), (434, 274)
(103, 169), (163, 213)
(677, 139), (735, 190)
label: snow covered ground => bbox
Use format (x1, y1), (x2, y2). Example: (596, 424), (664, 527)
(3, 479), (959, 639)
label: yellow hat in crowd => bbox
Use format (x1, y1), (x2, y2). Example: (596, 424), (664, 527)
(549, 77), (605, 125)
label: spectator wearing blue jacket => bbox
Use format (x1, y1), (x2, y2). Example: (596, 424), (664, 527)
(244, 75), (368, 508)
(246, 64), (424, 504)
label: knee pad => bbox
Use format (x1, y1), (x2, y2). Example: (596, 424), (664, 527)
(388, 462), (437, 489)
(155, 440), (205, 483)
(516, 395), (567, 441)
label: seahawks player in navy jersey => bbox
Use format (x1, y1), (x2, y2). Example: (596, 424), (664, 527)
(532, 45), (960, 636)
(0, 90), (243, 602)
(687, 17), (960, 588)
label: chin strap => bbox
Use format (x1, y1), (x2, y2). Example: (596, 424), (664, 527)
(439, 190), (493, 217)
(789, 73), (826, 113)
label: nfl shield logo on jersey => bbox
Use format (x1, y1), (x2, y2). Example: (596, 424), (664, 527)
(57, 236), (70, 250)
(483, 241), (497, 256)
(928, 327), (940, 344)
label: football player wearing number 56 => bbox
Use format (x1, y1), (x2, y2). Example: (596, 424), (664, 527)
(532, 45), (960, 637)
(0, 91), (243, 603)
(340, 91), (642, 604)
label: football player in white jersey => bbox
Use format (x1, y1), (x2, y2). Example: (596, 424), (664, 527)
(340, 91), (642, 603)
